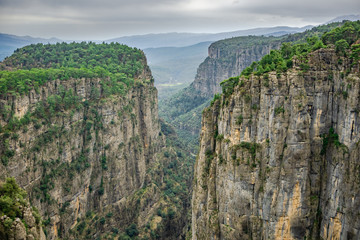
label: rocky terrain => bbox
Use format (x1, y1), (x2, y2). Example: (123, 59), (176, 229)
(192, 31), (360, 239)
(0, 21), (359, 240)
(192, 36), (282, 98)
(159, 23), (345, 153)
(0, 43), (193, 239)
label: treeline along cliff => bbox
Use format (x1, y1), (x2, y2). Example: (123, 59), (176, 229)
(159, 22), (346, 153)
(192, 21), (360, 239)
(0, 42), (193, 239)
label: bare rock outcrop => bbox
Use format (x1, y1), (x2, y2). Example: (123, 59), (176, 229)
(192, 48), (360, 239)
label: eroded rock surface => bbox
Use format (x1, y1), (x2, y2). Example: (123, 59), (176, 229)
(192, 48), (360, 239)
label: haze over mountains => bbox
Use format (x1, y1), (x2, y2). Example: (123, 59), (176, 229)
(0, 25), (312, 61)
(0, 14), (359, 99)
(106, 26), (312, 49)
(0, 25), (312, 99)
(0, 33), (61, 61)
(0, 6), (360, 238)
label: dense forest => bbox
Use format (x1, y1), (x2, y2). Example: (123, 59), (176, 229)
(0, 42), (147, 96)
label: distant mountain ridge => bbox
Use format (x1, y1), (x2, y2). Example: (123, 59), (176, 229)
(106, 26), (313, 49)
(0, 33), (62, 60)
(326, 14), (360, 24)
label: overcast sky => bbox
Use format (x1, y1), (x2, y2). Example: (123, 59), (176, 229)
(0, 0), (359, 40)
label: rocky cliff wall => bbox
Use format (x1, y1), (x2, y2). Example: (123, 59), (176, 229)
(0, 64), (164, 238)
(192, 47), (360, 239)
(192, 40), (282, 98)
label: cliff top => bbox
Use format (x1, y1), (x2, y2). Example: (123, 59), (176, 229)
(0, 42), (152, 96)
(218, 21), (360, 97)
(209, 21), (348, 55)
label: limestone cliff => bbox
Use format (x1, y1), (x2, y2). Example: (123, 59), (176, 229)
(192, 37), (282, 98)
(0, 43), (192, 239)
(159, 23), (345, 151)
(192, 46), (360, 239)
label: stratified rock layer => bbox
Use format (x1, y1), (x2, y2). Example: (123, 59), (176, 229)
(192, 48), (360, 239)
(0, 61), (163, 238)
(192, 40), (282, 97)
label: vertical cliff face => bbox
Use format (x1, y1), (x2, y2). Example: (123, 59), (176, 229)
(192, 39), (282, 97)
(158, 24), (345, 154)
(0, 68), (160, 239)
(192, 47), (360, 239)
(0, 43), (193, 239)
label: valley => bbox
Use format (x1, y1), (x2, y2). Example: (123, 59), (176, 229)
(0, 19), (360, 240)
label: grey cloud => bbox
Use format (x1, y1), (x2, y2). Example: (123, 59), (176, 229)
(0, 0), (359, 40)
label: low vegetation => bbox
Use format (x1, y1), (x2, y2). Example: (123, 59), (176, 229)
(217, 21), (360, 98)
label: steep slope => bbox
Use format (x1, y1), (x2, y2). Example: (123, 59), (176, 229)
(192, 22), (360, 239)
(193, 22), (347, 98)
(159, 22), (347, 153)
(0, 42), (193, 239)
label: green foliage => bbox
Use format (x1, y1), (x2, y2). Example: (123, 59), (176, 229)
(159, 90), (210, 154)
(210, 93), (221, 106)
(274, 106), (285, 115)
(98, 177), (104, 196)
(236, 115), (243, 125)
(236, 21), (360, 92)
(164, 151), (170, 158)
(32, 207), (41, 224)
(204, 149), (214, 175)
(77, 221), (86, 233)
(159, 86), (208, 127)
(0, 42), (146, 97)
(342, 91), (348, 99)
(160, 119), (176, 136)
(125, 223), (139, 238)
(101, 155), (108, 170)
(216, 134), (224, 141)
(320, 127), (342, 155)
(99, 217), (106, 225)
(4, 42), (144, 74)
(218, 154), (225, 165)
(220, 76), (239, 97)
(0, 178), (28, 226)
(0, 67), (134, 97)
(322, 21), (360, 46)
(335, 39), (350, 55)
(239, 142), (259, 160)
(232, 142), (260, 162)
(350, 44), (360, 61)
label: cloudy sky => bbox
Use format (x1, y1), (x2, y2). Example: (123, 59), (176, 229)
(0, 0), (359, 40)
